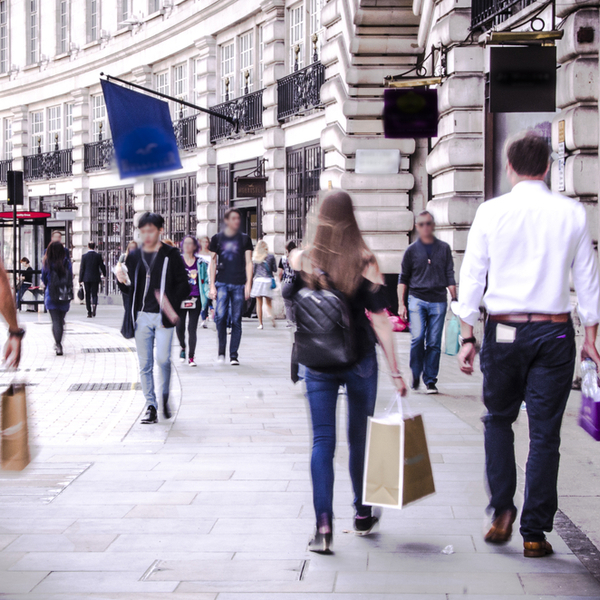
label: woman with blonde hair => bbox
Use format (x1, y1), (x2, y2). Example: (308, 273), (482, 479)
(250, 239), (277, 329)
(285, 190), (407, 554)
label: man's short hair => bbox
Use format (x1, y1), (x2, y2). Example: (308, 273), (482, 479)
(416, 210), (434, 224)
(285, 240), (297, 253)
(506, 132), (550, 178)
(224, 208), (241, 221)
(88, 242), (96, 250)
(51, 230), (62, 238)
(20, 257), (29, 264)
(138, 212), (165, 230)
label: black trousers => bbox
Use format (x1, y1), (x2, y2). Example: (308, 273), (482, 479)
(480, 318), (576, 541)
(84, 282), (99, 315)
(48, 309), (66, 346)
(176, 299), (202, 359)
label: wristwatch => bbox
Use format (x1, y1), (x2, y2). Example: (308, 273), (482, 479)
(8, 328), (25, 339)
(459, 335), (476, 346)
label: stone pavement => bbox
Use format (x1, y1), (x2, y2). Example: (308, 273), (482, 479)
(0, 303), (599, 598)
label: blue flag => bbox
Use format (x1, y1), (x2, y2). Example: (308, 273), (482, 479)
(101, 79), (182, 178)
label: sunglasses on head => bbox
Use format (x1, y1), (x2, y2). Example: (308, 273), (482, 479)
(416, 221), (434, 227)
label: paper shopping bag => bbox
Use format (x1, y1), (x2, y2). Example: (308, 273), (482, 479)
(1, 384), (30, 471)
(363, 395), (435, 509)
(579, 391), (600, 441)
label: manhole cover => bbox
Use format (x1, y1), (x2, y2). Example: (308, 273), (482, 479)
(82, 347), (135, 353)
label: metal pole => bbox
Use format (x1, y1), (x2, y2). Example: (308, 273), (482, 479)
(100, 73), (236, 124)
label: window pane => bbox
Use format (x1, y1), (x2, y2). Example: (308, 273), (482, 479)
(47, 105), (62, 150)
(239, 31), (254, 94)
(0, 1), (8, 73)
(289, 5), (304, 71)
(220, 41), (235, 100)
(30, 111), (44, 152)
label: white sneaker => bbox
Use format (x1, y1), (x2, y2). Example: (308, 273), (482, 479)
(202, 320), (208, 329)
(217, 355), (225, 364)
(230, 358), (240, 366)
(257, 324), (263, 330)
(188, 358), (197, 367)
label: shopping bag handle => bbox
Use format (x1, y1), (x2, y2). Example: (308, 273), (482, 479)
(383, 391), (414, 419)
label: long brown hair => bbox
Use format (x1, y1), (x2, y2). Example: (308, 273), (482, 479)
(306, 191), (374, 297)
(44, 241), (66, 276)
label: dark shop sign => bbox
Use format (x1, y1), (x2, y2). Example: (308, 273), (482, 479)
(489, 46), (557, 113)
(236, 176), (267, 198)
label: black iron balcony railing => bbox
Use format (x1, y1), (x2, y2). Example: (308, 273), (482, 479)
(277, 61), (325, 121)
(84, 139), (114, 172)
(471, 0), (537, 30)
(24, 140), (73, 181)
(0, 159), (12, 185)
(173, 113), (198, 150)
(209, 89), (264, 143)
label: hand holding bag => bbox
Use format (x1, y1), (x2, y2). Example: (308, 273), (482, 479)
(363, 392), (435, 509)
(1, 384), (30, 471)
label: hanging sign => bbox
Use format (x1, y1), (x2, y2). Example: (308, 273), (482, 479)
(236, 177), (267, 198)
(489, 46), (556, 113)
(0, 211), (51, 220)
(383, 89), (438, 139)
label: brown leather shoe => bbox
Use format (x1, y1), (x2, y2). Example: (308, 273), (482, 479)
(484, 508), (517, 543)
(524, 540), (554, 558)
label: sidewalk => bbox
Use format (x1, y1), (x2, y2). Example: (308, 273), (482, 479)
(0, 304), (598, 598)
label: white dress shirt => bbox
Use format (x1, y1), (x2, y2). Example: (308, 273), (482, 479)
(459, 180), (600, 327)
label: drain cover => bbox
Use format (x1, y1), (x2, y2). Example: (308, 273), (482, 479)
(82, 347), (136, 353)
(68, 382), (141, 392)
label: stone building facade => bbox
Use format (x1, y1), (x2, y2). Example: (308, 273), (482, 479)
(0, 0), (597, 296)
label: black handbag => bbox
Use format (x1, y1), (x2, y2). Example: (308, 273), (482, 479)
(77, 285), (84, 301)
(293, 286), (357, 369)
(121, 302), (135, 339)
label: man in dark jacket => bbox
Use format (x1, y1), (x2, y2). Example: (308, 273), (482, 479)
(79, 242), (106, 318)
(397, 210), (457, 394)
(116, 212), (189, 424)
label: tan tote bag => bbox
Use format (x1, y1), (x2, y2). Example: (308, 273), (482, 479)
(363, 393), (435, 509)
(1, 384), (30, 471)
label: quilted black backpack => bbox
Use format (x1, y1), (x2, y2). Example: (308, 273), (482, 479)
(293, 284), (357, 369)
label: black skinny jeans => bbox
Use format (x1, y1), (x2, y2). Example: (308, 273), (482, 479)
(48, 309), (66, 346)
(176, 299), (202, 359)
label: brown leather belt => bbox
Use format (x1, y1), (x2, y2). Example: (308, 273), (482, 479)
(489, 312), (570, 324)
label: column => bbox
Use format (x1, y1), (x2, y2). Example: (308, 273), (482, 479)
(70, 88), (90, 272)
(194, 36), (218, 239)
(131, 66), (155, 222)
(260, 0), (286, 255)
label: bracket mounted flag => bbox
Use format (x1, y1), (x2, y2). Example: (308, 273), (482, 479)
(101, 79), (183, 178)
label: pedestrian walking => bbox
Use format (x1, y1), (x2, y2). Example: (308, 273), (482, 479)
(251, 240), (277, 330)
(117, 241), (138, 317)
(209, 208), (253, 366)
(458, 132), (600, 558)
(17, 258), (34, 307)
(118, 241), (138, 265)
(176, 235), (208, 367)
(284, 190), (408, 554)
(50, 230), (70, 260)
(397, 210), (456, 394)
(79, 242), (107, 318)
(198, 236), (213, 328)
(115, 213), (189, 424)
(42, 242), (73, 356)
(278, 241), (297, 327)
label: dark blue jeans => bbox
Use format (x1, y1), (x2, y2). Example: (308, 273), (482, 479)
(304, 350), (378, 522)
(480, 319), (576, 542)
(408, 295), (447, 385)
(215, 282), (245, 360)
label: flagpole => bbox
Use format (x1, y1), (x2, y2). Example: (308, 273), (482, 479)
(100, 73), (237, 127)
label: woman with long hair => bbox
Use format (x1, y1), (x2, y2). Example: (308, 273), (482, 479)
(285, 190), (407, 554)
(176, 235), (207, 367)
(251, 239), (277, 329)
(198, 235), (213, 328)
(42, 241), (73, 356)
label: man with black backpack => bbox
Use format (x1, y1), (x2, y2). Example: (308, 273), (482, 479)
(209, 208), (253, 366)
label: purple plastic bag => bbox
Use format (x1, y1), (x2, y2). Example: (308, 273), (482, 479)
(579, 393), (600, 441)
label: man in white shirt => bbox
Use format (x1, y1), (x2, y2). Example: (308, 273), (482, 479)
(457, 132), (600, 558)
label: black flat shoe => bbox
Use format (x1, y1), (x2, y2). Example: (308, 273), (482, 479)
(141, 406), (158, 424)
(308, 513), (333, 555)
(354, 515), (379, 536)
(162, 394), (172, 420)
(55, 344), (63, 356)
